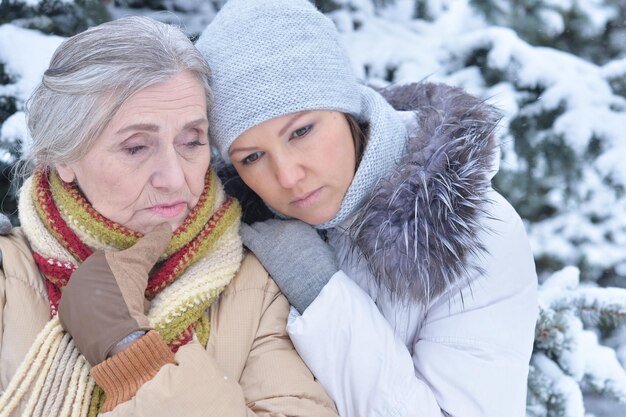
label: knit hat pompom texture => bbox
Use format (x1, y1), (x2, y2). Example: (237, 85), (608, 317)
(196, 0), (362, 160)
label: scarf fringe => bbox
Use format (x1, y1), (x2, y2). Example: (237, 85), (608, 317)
(0, 319), (94, 417)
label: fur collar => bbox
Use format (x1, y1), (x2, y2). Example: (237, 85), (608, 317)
(347, 82), (499, 303)
(217, 82), (500, 304)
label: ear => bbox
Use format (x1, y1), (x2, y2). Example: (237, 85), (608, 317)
(55, 163), (76, 183)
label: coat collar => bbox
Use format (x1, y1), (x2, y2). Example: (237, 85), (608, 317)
(345, 82), (500, 303)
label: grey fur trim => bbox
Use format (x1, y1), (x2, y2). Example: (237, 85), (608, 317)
(346, 82), (501, 304)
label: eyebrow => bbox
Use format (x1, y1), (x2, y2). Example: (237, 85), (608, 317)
(229, 112), (311, 157)
(116, 118), (208, 135)
(229, 145), (258, 155)
(278, 111), (310, 137)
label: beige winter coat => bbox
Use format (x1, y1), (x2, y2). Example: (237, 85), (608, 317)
(0, 229), (338, 416)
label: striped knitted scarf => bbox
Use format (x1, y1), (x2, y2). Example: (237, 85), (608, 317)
(0, 168), (242, 417)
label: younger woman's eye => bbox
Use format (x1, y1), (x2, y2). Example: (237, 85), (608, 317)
(291, 124), (312, 138)
(241, 151), (263, 165)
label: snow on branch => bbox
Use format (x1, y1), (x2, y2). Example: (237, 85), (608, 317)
(530, 267), (626, 415)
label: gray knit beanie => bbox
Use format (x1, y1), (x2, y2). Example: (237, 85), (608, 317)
(196, 0), (362, 160)
(197, 0), (408, 229)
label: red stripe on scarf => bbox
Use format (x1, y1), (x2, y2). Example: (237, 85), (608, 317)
(44, 279), (63, 318)
(33, 253), (76, 315)
(168, 324), (195, 353)
(33, 252), (75, 286)
(34, 171), (93, 262)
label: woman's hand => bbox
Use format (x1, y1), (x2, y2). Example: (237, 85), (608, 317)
(59, 223), (172, 366)
(240, 219), (338, 314)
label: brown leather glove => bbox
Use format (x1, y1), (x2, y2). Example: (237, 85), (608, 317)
(59, 223), (172, 366)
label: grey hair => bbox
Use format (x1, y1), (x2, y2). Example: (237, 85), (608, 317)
(20, 16), (212, 177)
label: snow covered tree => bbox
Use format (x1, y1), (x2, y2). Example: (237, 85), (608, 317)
(0, 0), (109, 217)
(470, 0), (626, 64)
(107, 0), (219, 38)
(0, 0), (110, 36)
(529, 266), (626, 417)
(441, 28), (626, 284)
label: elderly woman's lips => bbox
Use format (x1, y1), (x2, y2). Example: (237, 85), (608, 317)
(148, 202), (186, 218)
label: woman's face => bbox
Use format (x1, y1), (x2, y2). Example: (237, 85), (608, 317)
(55, 71), (210, 233)
(230, 110), (356, 225)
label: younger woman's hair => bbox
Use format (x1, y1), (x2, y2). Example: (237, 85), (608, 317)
(345, 114), (369, 168)
(20, 16), (212, 178)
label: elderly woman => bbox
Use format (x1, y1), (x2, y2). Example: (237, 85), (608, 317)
(0, 16), (337, 417)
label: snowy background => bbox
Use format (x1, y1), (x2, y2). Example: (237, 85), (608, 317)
(1, 0), (626, 415)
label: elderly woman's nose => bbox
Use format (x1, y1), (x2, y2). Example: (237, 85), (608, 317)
(151, 148), (186, 191)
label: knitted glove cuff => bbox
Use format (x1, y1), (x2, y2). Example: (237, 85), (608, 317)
(91, 330), (176, 412)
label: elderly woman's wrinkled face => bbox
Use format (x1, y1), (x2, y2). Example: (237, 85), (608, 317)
(56, 71), (210, 233)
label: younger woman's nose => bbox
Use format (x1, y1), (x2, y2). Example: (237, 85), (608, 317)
(274, 157), (305, 189)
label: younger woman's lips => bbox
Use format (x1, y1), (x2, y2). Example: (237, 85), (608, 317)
(291, 188), (322, 209)
(147, 202), (187, 218)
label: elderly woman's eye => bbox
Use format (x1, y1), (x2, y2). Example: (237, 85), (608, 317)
(181, 130), (208, 148)
(185, 140), (207, 148)
(125, 145), (146, 155)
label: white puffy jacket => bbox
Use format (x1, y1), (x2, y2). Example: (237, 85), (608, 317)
(288, 189), (538, 417)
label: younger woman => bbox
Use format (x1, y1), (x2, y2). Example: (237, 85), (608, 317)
(196, 1), (539, 416)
